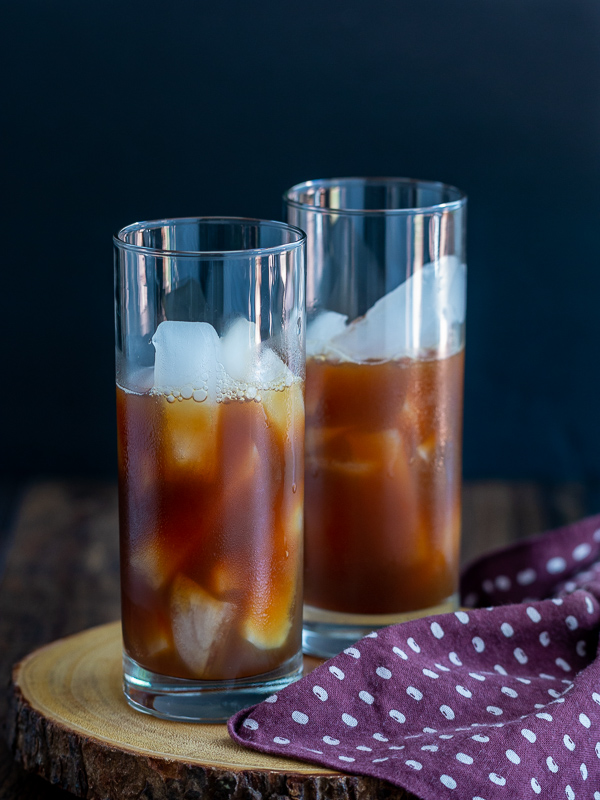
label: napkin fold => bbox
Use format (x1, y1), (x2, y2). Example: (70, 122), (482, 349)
(229, 514), (600, 800)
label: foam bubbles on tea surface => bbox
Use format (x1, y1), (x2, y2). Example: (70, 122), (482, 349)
(151, 317), (295, 402)
(308, 256), (466, 362)
(220, 318), (293, 391)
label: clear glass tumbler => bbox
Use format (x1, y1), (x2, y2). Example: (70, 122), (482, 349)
(114, 217), (306, 721)
(285, 178), (466, 658)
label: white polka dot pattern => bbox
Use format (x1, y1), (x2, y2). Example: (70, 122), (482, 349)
(312, 685), (328, 701)
(547, 556), (567, 574)
(389, 709), (405, 724)
(517, 568), (537, 585)
(230, 514), (600, 800)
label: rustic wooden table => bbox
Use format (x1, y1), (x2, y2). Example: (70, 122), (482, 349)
(0, 480), (597, 799)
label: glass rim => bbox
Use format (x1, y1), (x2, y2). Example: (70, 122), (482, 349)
(283, 176), (467, 216)
(113, 216), (306, 258)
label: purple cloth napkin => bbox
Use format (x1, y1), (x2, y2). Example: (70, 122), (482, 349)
(229, 514), (600, 800)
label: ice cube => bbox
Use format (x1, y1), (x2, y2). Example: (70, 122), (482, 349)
(287, 494), (304, 546)
(152, 321), (220, 399)
(348, 428), (404, 473)
(416, 432), (436, 462)
(220, 317), (293, 388)
(170, 574), (236, 678)
(243, 572), (296, 650)
(255, 347), (293, 386)
(162, 394), (220, 480)
(331, 256), (466, 361)
(306, 429), (408, 479)
(306, 311), (348, 358)
(261, 381), (304, 440)
(446, 256), (467, 327)
(220, 318), (259, 383)
(118, 366), (154, 394)
(140, 629), (171, 659)
(130, 540), (165, 591)
(210, 563), (240, 596)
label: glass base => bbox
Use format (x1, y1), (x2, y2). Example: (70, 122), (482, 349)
(122, 651), (304, 723)
(303, 594), (459, 659)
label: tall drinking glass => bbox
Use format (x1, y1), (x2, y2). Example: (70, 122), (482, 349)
(285, 179), (466, 658)
(114, 217), (305, 721)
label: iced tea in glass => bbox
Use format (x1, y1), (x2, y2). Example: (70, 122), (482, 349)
(114, 218), (305, 720)
(285, 178), (466, 657)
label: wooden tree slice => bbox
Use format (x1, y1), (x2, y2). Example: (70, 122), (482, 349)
(7, 622), (411, 799)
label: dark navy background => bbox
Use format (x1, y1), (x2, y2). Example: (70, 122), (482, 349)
(4, 0), (600, 481)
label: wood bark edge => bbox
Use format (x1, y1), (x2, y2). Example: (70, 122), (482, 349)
(6, 667), (411, 800)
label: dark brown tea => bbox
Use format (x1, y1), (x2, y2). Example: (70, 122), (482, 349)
(117, 382), (303, 682)
(304, 350), (464, 615)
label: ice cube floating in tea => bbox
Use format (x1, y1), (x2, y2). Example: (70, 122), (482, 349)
(117, 319), (304, 682)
